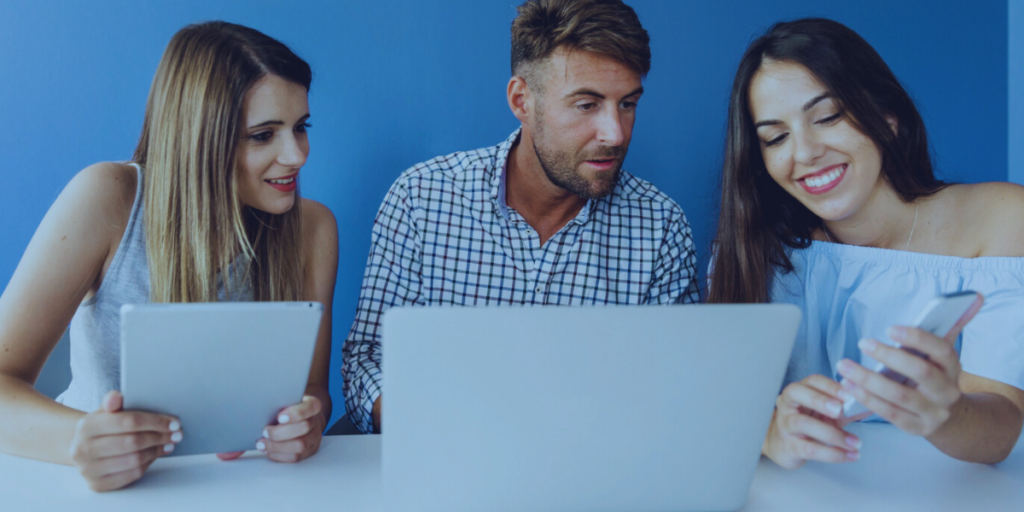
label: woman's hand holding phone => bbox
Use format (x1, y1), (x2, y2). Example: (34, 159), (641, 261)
(69, 390), (182, 492)
(763, 374), (868, 469)
(835, 294), (984, 437)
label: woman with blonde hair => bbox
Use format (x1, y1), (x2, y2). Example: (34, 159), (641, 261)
(0, 21), (338, 491)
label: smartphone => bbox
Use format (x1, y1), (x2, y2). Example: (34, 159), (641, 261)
(842, 291), (980, 417)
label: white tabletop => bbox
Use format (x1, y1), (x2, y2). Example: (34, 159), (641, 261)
(1, 423), (1021, 512)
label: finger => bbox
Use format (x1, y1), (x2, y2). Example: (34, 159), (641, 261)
(886, 328), (959, 375)
(837, 359), (935, 416)
(265, 420), (312, 442)
(789, 436), (859, 464)
(785, 411), (861, 451)
(85, 431), (181, 459)
(860, 338), (959, 404)
(81, 411), (181, 439)
(82, 445), (166, 479)
(102, 391), (123, 413)
(276, 396), (322, 425)
(216, 451), (245, 461)
(87, 464), (148, 492)
(258, 435), (309, 456)
(780, 381), (844, 419)
(837, 380), (925, 434)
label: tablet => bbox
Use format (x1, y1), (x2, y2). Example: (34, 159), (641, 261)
(119, 302), (323, 456)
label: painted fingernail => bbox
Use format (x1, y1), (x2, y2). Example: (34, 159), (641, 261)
(169, 420), (181, 432)
(836, 359), (854, 374)
(256, 441), (266, 451)
(857, 338), (878, 353)
(278, 414), (290, 424)
(263, 429), (269, 439)
(171, 431), (183, 443)
(164, 443), (175, 454)
(846, 450), (860, 461)
(825, 401), (842, 417)
(888, 326), (907, 342)
(846, 436), (862, 450)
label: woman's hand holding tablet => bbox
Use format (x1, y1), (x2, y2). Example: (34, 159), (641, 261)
(69, 391), (182, 492)
(216, 395), (325, 463)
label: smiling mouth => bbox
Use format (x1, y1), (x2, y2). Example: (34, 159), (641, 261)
(799, 164), (846, 193)
(265, 176), (296, 185)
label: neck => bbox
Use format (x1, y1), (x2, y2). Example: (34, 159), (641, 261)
(823, 180), (917, 250)
(505, 128), (587, 243)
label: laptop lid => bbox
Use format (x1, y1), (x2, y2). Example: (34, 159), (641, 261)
(382, 304), (800, 512)
(120, 302), (322, 456)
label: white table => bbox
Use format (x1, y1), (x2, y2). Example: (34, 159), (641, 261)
(1, 423), (1021, 512)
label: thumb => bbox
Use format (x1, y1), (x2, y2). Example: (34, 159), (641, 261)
(945, 294), (984, 344)
(102, 390), (123, 413)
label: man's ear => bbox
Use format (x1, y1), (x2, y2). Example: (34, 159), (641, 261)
(885, 114), (898, 135)
(507, 76), (530, 124)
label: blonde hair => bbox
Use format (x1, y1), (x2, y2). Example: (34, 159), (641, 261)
(132, 21), (311, 303)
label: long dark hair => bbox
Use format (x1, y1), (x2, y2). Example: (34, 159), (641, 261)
(708, 18), (947, 304)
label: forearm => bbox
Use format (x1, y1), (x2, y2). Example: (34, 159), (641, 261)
(0, 374), (85, 465)
(927, 392), (1024, 464)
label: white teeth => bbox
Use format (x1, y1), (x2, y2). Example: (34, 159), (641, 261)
(267, 177), (295, 185)
(804, 166), (844, 188)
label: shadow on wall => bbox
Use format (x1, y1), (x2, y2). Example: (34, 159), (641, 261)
(35, 330), (71, 399)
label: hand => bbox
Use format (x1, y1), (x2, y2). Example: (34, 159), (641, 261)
(763, 375), (866, 469)
(69, 390), (182, 492)
(256, 395), (325, 463)
(835, 294), (983, 437)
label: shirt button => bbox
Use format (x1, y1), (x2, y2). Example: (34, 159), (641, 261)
(535, 286), (543, 293)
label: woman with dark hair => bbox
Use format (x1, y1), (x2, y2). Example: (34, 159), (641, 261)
(0, 22), (338, 490)
(710, 18), (1024, 468)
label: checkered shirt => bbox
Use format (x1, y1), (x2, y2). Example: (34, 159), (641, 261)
(342, 128), (700, 433)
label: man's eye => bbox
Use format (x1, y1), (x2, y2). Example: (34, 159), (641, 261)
(249, 131), (273, 142)
(577, 102), (596, 112)
(620, 101), (637, 110)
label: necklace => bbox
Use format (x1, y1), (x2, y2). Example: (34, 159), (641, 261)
(823, 205), (918, 251)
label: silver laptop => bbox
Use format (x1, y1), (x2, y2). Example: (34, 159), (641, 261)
(382, 305), (800, 512)
(120, 302), (322, 456)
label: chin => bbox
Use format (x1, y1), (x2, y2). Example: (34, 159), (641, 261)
(252, 197), (296, 215)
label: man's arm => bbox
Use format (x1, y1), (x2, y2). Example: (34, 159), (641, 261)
(645, 208), (700, 305)
(342, 180), (423, 434)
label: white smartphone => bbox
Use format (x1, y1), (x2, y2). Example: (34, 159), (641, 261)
(842, 291), (980, 418)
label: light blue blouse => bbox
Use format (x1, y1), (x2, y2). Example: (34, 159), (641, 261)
(771, 241), (1024, 393)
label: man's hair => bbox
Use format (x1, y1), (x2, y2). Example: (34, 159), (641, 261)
(511, 0), (650, 83)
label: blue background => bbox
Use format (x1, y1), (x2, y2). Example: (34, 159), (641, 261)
(0, 0), (1015, 429)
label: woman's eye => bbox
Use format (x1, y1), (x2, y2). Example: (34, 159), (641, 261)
(296, 122), (312, 133)
(249, 130), (273, 142)
(816, 112), (842, 125)
(763, 134), (787, 147)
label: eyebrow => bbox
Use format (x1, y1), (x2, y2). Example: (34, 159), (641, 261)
(564, 86), (644, 100)
(247, 113), (310, 130)
(753, 93), (832, 129)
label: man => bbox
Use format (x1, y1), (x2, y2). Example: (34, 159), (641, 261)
(342, 0), (699, 434)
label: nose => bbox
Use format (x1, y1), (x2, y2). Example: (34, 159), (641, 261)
(277, 132), (308, 168)
(595, 107), (626, 147)
(792, 126), (825, 166)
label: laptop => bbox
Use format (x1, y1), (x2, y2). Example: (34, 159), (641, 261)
(382, 304), (800, 512)
(120, 302), (323, 456)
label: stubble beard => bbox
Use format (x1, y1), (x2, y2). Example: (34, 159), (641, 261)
(530, 112), (624, 200)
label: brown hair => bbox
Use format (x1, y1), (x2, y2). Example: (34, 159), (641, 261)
(708, 18), (947, 304)
(133, 21), (311, 303)
(511, 0), (650, 84)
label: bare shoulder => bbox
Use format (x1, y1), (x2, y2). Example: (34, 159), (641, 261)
(950, 182), (1024, 257)
(65, 162), (138, 221)
(299, 198), (339, 265)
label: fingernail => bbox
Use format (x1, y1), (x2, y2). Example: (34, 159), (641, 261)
(169, 420), (180, 432)
(171, 431), (183, 443)
(163, 443), (175, 454)
(840, 379), (858, 391)
(278, 414), (290, 424)
(263, 429), (269, 439)
(256, 441), (266, 451)
(825, 401), (842, 417)
(846, 450), (860, 461)
(301, 396), (313, 402)
(837, 389), (855, 402)
(857, 338), (878, 353)
(846, 436), (862, 450)
(888, 326), (907, 342)
(836, 359), (854, 374)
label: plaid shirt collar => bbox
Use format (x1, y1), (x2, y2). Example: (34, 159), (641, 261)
(491, 127), (597, 226)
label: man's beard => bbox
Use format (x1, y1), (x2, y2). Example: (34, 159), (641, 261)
(531, 125), (624, 200)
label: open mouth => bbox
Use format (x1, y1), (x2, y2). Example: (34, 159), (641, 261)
(798, 164), (846, 194)
(265, 173), (298, 192)
(584, 158), (617, 170)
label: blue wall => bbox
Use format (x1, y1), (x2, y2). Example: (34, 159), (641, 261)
(1012, 0), (1023, 185)
(0, 0), (1010, 428)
